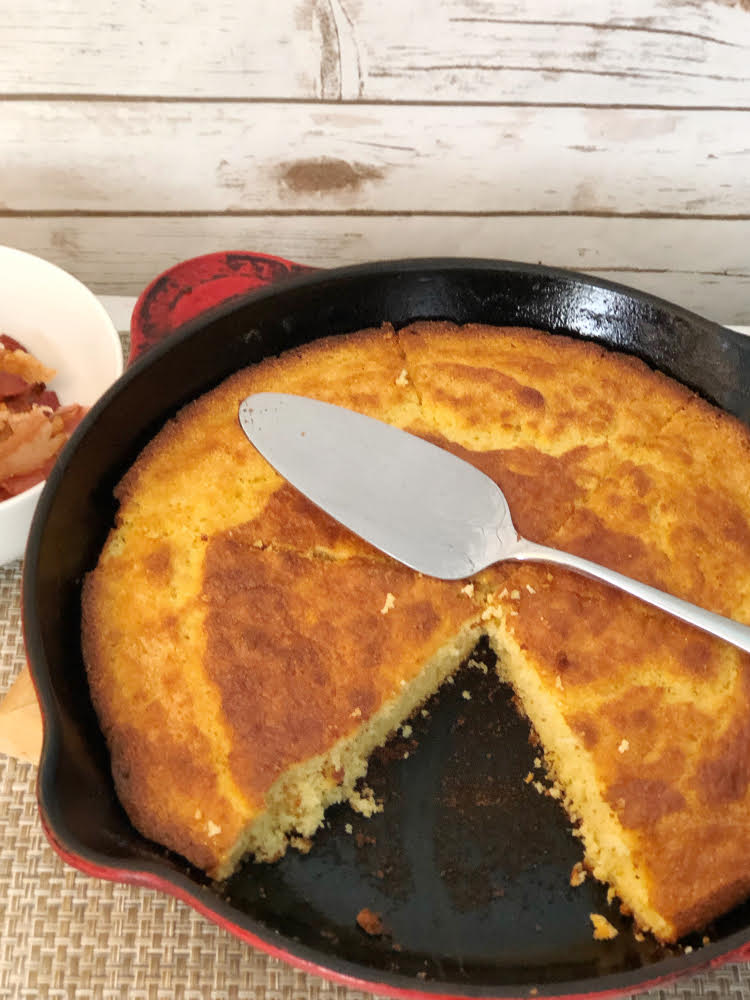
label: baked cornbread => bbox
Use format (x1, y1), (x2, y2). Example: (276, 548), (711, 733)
(81, 322), (750, 943)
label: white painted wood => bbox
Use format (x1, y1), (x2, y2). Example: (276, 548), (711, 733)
(2, 0), (749, 106)
(4, 0), (749, 329)
(5, 215), (749, 324)
(0, 1), (326, 98)
(350, 0), (750, 107)
(5, 101), (748, 214)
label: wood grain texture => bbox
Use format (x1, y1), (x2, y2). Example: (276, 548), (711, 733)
(0, 1), (325, 99)
(353, 0), (750, 107)
(3, 215), (748, 323)
(4, 0), (750, 326)
(1, 0), (749, 105)
(5, 102), (749, 215)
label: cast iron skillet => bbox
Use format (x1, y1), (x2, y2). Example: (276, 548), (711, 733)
(23, 259), (750, 999)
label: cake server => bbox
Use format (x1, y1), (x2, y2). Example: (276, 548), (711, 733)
(239, 392), (750, 654)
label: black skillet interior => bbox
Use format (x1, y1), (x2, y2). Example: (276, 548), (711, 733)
(25, 260), (750, 998)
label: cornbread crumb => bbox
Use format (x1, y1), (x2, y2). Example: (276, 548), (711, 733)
(252, 539), (264, 548)
(349, 785), (381, 816)
(481, 604), (502, 621)
(290, 835), (313, 853)
(207, 820), (221, 838)
(524, 772), (534, 784)
(634, 930), (645, 942)
(684, 945), (693, 954)
(395, 368), (409, 387)
(345, 823), (353, 834)
(401, 724), (413, 737)
(461, 583), (474, 597)
(618, 739), (630, 754)
(533, 757), (542, 768)
(351, 706), (362, 718)
(590, 913), (618, 940)
(357, 908), (386, 935)
(462, 690), (472, 700)
(607, 887), (616, 904)
(510, 589), (521, 600)
(421, 709), (429, 718)
(533, 781), (545, 795)
(570, 862), (587, 887)
(403, 751), (409, 759)
(526, 584), (536, 594)
(702, 935), (711, 945)
(380, 592), (396, 614)
(498, 588), (509, 599)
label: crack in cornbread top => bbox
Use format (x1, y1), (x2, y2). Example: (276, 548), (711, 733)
(417, 434), (604, 542)
(556, 395), (750, 618)
(83, 322), (750, 937)
(398, 322), (694, 457)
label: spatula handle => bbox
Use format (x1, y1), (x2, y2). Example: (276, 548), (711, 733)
(514, 539), (750, 655)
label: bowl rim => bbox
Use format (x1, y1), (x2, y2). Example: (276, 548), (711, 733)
(0, 245), (124, 516)
(0, 480), (45, 513)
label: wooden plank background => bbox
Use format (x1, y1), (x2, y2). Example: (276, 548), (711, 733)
(1, 0), (749, 323)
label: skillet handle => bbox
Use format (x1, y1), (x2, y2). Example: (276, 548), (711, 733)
(129, 251), (316, 365)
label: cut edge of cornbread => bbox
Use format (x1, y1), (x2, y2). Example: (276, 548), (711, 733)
(212, 622), (483, 880)
(485, 621), (674, 943)
(210, 601), (674, 942)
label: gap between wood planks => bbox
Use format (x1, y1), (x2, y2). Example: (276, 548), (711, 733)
(1, 94), (749, 112)
(2, 210), (748, 221)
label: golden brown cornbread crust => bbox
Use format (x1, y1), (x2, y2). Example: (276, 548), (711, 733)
(81, 321), (750, 943)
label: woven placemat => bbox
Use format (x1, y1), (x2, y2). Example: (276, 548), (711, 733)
(1, 575), (749, 1000)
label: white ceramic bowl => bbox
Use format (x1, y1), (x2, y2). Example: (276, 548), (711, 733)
(0, 247), (124, 565)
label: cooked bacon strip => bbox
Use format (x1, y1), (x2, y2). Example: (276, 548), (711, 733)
(0, 455), (57, 500)
(0, 347), (55, 385)
(4, 384), (60, 413)
(0, 334), (27, 353)
(57, 403), (87, 434)
(0, 371), (31, 399)
(0, 337), (87, 502)
(0, 408), (68, 481)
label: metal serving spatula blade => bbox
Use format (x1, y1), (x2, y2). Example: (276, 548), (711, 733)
(239, 392), (750, 654)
